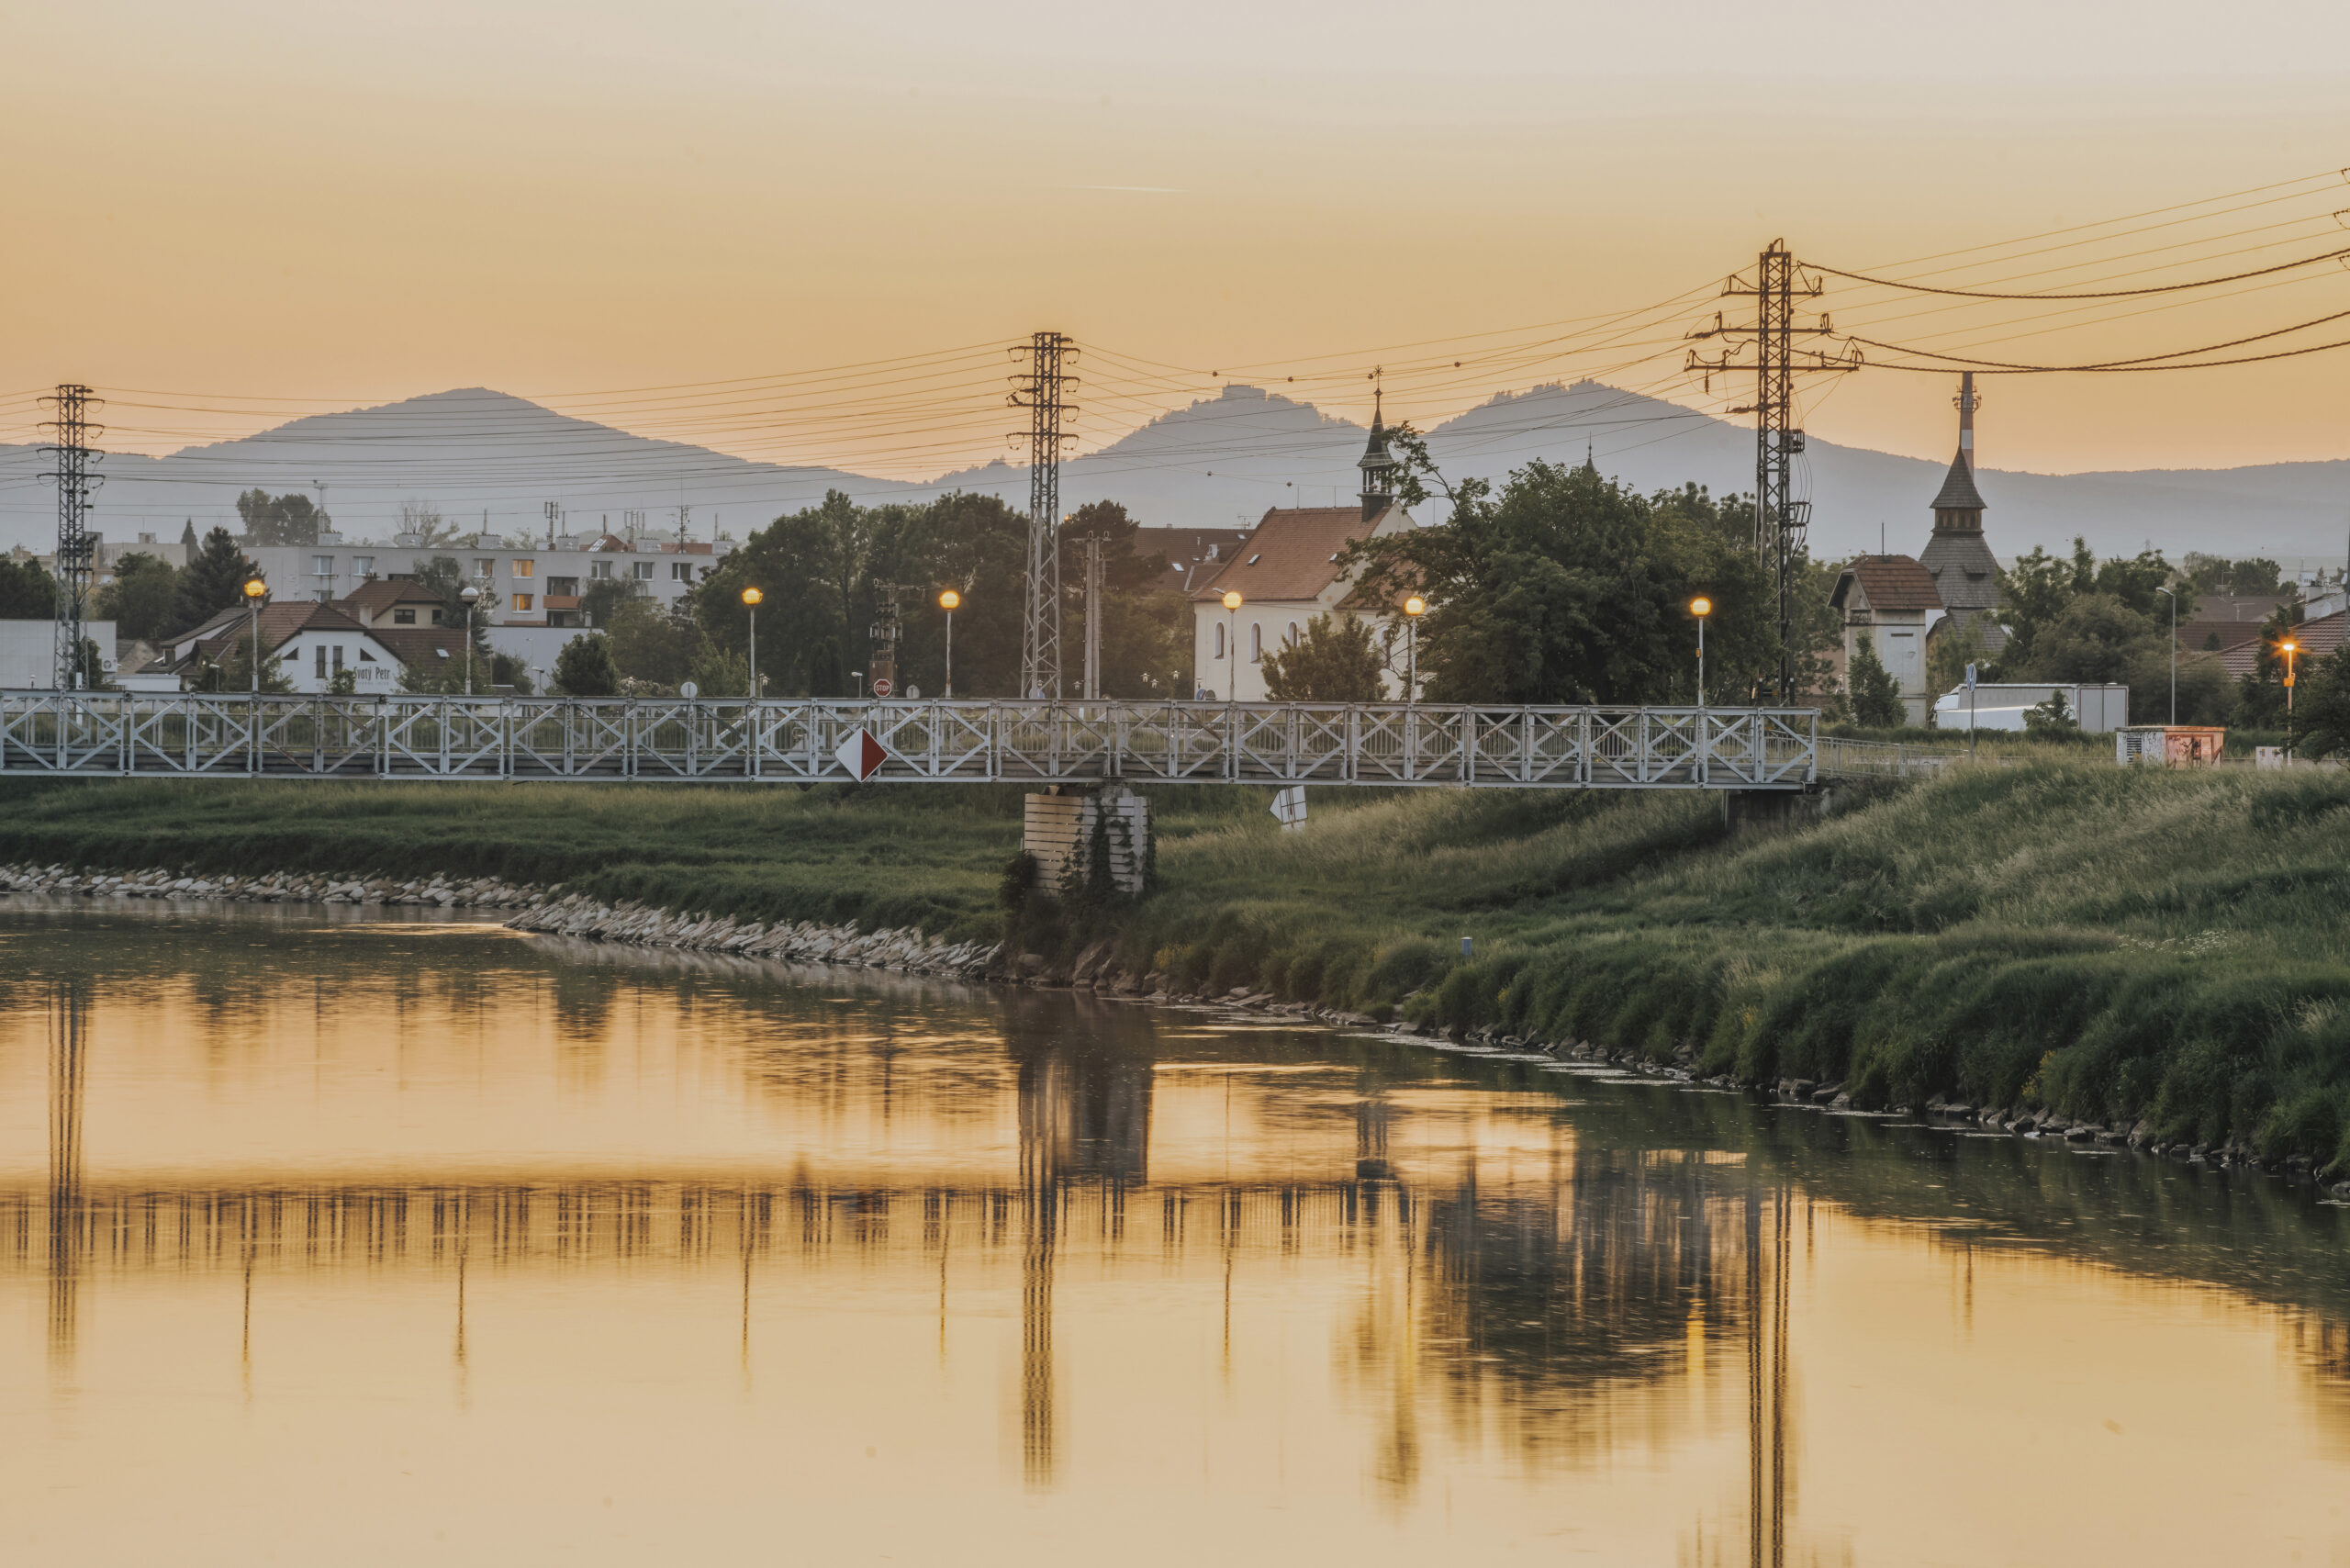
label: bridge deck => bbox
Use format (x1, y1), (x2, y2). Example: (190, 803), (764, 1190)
(0, 693), (1819, 790)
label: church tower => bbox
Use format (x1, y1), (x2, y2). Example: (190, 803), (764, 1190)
(1918, 372), (2005, 653)
(1357, 389), (1396, 521)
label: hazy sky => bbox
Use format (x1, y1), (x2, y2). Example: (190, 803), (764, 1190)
(5, 0), (2348, 476)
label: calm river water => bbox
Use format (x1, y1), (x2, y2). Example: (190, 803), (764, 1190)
(6, 902), (2350, 1566)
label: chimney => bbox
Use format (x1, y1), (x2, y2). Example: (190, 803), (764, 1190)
(1956, 372), (1979, 472)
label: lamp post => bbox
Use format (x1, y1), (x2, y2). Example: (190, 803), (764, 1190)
(742, 585), (764, 700)
(1222, 590), (1242, 703)
(241, 577), (268, 694)
(461, 584), (481, 696)
(2282, 637), (2299, 749)
(1689, 596), (1713, 707)
(938, 588), (960, 699)
(2156, 585), (2176, 725)
(1404, 595), (1426, 703)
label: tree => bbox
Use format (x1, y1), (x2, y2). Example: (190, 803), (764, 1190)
(97, 553), (180, 642)
(174, 527), (258, 637)
(2024, 593), (2159, 685)
(579, 577), (643, 632)
(554, 633), (620, 696)
(2184, 553), (2283, 597)
(1847, 636), (1905, 728)
(2291, 644), (2350, 759)
(236, 489), (324, 548)
(194, 630), (293, 694)
(1926, 613), (1994, 701)
(397, 501), (459, 546)
(2023, 689), (2080, 736)
(1996, 535), (2182, 674)
(606, 595), (698, 689)
(410, 555), (498, 668)
(0, 556), (56, 619)
(1261, 612), (1383, 700)
(179, 520), (198, 554)
(1342, 441), (1778, 705)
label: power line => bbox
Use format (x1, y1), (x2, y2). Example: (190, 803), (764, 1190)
(1808, 243), (2350, 300)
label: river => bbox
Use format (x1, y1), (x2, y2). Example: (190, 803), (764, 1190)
(4, 900), (2347, 1566)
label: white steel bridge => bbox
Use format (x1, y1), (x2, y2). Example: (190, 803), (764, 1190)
(0, 691), (1823, 790)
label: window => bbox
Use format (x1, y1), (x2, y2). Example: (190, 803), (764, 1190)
(511, 559), (534, 579)
(332, 645), (344, 671)
(671, 562), (693, 582)
(352, 555), (375, 577)
(1250, 623), (1262, 663)
(315, 644), (327, 678)
(1286, 621), (1299, 645)
(632, 561), (655, 580)
(547, 577), (578, 596)
(512, 593), (534, 612)
(1213, 623), (1225, 659)
(310, 555), (334, 576)
(591, 562), (615, 580)
(360, 648), (378, 663)
(393, 609), (416, 625)
(473, 558), (494, 578)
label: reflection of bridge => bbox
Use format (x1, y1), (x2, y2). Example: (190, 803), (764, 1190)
(0, 692), (1820, 790)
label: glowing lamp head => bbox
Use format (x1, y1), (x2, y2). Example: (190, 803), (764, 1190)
(1404, 595), (1427, 618)
(741, 586), (764, 608)
(938, 589), (960, 611)
(1222, 591), (1242, 611)
(241, 577), (267, 601)
(1690, 596), (1713, 618)
(2282, 640), (2298, 655)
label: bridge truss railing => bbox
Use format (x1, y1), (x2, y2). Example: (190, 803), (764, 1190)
(0, 692), (1820, 790)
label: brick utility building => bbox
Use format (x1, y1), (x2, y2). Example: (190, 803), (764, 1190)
(1188, 401), (1419, 702)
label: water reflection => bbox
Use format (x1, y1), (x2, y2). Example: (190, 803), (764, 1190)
(3, 902), (2349, 1566)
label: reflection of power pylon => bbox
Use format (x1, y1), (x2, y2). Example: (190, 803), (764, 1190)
(1745, 1183), (1792, 1568)
(1017, 1054), (1064, 1490)
(48, 980), (90, 1372)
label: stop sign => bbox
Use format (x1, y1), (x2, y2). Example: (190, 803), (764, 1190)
(871, 676), (894, 699)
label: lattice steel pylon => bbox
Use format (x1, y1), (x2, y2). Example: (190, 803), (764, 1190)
(38, 386), (105, 691)
(1687, 243), (1857, 701)
(1010, 332), (1077, 700)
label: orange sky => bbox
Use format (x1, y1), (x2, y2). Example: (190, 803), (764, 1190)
(4, 0), (2348, 475)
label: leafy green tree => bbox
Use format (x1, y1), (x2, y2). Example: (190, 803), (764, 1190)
(606, 596), (699, 689)
(2025, 594), (2159, 684)
(0, 556), (57, 619)
(2290, 644), (2350, 758)
(2184, 553), (2283, 597)
(1926, 613), (1994, 700)
(1847, 636), (1905, 728)
(236, 488), (325, 547)
(490, 653), (533, 695)
(553, 633), (620, 697)
(1261, 612), (1383, 700)
(579, 576), (641, 630)
(2023, 689), (2080, 736)
(174, 527), (259, 637)
(194, 630), (293, 694)
(98, 553), (180, 642)
(1343, 440), (1776, 705)
(327, 668), (359, 696)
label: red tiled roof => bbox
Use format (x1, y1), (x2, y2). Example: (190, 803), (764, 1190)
(1831, 554), (1942, 614)
(1191, 506), (1394, 604)
(2221, 610), (2344, 679)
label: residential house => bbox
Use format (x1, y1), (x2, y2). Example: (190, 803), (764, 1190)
(166, 601), (406, 694)
(1187, 403), (1417, 701)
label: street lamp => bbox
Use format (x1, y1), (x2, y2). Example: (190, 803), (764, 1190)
(2281, 637), (2299, 744)
(2155, 585), (2176, 725)
(1222, 590), (1242, 703)
(241, 577), (268, 694)
(742, 585), (764, 700)
(461, 584), (481, 696)
(938, 588), (960, 699)
(1689, 596), (1713, 707)
(1403, 594), (1427, 703)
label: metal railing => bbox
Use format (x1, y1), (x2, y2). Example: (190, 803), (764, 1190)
(0, 692), (1821, 790)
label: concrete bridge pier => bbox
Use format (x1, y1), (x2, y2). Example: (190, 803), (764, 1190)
(1022, 783), (1152, 896)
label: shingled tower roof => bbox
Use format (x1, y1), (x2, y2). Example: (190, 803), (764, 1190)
(1929, 450), (1987, 515)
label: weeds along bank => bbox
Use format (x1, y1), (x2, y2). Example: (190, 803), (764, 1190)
(1059, 763), (2350, 1173)
(10, 766), (2350, 1173)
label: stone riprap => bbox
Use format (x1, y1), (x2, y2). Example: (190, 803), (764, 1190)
(502, 893), (1001, 978)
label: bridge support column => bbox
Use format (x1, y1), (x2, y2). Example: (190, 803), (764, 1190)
(1023, 783), (1151, 896)
(1722, 784), (1839, 834)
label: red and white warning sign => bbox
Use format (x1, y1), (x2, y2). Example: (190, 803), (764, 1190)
(834, 728), (888, 781)
(870, 676), (894, 699)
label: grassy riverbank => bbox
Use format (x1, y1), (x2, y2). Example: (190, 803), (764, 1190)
(7, 763), (2350, 1169)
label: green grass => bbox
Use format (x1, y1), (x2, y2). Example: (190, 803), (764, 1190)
(9, 764), (2350, 1170)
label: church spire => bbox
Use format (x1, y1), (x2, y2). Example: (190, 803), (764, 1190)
(1357, 382), (1394, 521)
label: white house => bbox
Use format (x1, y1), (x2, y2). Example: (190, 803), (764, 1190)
(1830, 555), (1942, 727)
(166, 600), (410, 694)
(1188, 405), (1418, 701)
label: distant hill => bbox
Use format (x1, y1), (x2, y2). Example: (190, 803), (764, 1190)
(0, 381), (2339, 567)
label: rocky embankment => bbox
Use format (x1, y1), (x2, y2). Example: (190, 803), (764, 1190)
(3, 859), (2341, 1195)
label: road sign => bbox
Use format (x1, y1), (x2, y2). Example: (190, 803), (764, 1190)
(1964, 663), (1977, 689)
(1270, 785), (1307, 829)
(834, 729), (887, 781)
(679, 680), (699, 700)
(871, 676), (894, 699)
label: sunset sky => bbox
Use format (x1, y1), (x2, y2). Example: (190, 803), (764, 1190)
(5, 0), (2348, 476)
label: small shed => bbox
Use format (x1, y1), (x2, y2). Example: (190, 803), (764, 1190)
(2116, 725), (2226, 767)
